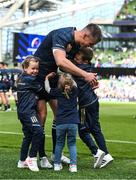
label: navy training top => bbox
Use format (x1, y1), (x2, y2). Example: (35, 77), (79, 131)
(49, 87), (80, 126)
(34, 27), (80, 84)
(17, 73), (43, 117)
(73, 63), (98, 107)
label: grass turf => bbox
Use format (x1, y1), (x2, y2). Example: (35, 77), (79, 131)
(0, 102), (136, 179)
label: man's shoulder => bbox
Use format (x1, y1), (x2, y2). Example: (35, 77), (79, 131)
(54, 27), (76, 32)
(52, 27), (76, 37)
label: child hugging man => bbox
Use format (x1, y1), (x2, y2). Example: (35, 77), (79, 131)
(71, 47), (113, 168)
(45, 72), (79, 172)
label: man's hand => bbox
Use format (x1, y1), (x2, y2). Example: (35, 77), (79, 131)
(84, 72), (97, 86)
(92, 81), (99, 90)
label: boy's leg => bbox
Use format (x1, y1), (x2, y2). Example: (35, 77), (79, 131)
(78, 125), (98, 155)
(85, 101), (113, 168)
(85, 101), (108, 154)
(79, 107), (105, 168)
(78, 108), (98, 155)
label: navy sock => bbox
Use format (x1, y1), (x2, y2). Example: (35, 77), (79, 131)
(39, 127), (46, 158)
(52, 121), (56, 154)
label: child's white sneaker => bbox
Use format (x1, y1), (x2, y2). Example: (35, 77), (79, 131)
(17, 160), (28, 168)
(94, 149), (105, 168)
(40, 156), (53, 168)
(61, 154), (70, 164)
(51, 153), (70, 164)
(54, 163), (63, 171)
(25, 157), (39, 172)
(100, 154), (114, 168)
(69, 164), (77, 172)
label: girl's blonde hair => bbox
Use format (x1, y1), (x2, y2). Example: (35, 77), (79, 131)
(58, 73), (75, 99)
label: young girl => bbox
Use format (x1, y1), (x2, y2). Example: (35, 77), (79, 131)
(45, 73), (79, 172)
(17, 56), (52, 172)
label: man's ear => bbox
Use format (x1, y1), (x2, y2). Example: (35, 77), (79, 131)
(82, 31), (86, 38)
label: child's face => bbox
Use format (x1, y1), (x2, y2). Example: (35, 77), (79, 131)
(74, 52), (84, 64)
(24, 61), (39, 76)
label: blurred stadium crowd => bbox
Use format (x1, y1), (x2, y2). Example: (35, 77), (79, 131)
(95, 75), (136, 102)
(94, 50), (136, 68)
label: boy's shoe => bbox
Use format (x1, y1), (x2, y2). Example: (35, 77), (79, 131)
(40, 156), (53, 168)
(54, 163), (63, 171)
(17, 160), (28, 168)
(69, 164), (77, 172)
(100, 154), (114, 168)
(94, 149), (105, 168)
(51, 153), (70, 164)
(25, 157), (39, 172)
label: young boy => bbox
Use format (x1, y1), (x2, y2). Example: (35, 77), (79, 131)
(72, 47), (113, 168)
(45, 72), (79, 172)
(17, 56), (52, 172)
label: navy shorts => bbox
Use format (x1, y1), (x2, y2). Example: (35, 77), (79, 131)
(37, 70), (59, 101)
(3, 82), (10, 92)
(0, 83), (4, 92)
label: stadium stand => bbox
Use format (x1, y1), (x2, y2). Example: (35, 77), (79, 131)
(0, 0), (135, 104)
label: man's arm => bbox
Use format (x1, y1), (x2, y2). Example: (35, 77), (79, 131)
(53, 49), (97, 85)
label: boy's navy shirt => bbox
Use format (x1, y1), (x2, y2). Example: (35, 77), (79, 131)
(34, 27), (80, 84)
(73, 63), (98, 107)
(17, 73), (43, 116)
(49, 86), (80, 126)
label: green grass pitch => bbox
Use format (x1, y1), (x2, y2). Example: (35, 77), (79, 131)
(0, 102), (136, 179)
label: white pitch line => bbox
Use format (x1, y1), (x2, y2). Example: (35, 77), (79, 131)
(0, 131), (136, 145)
(106, 139), (136, 145)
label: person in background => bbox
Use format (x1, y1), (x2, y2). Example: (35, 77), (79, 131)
(0, 62), (11, 111)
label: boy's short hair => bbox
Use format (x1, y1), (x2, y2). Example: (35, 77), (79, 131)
(22, 55), (40, 69)
(79, 47), (93, 63)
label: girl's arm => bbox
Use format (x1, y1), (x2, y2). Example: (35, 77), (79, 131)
(44, 72), (56, 93)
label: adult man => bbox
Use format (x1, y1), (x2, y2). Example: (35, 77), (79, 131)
(34, 23), (102, 165)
